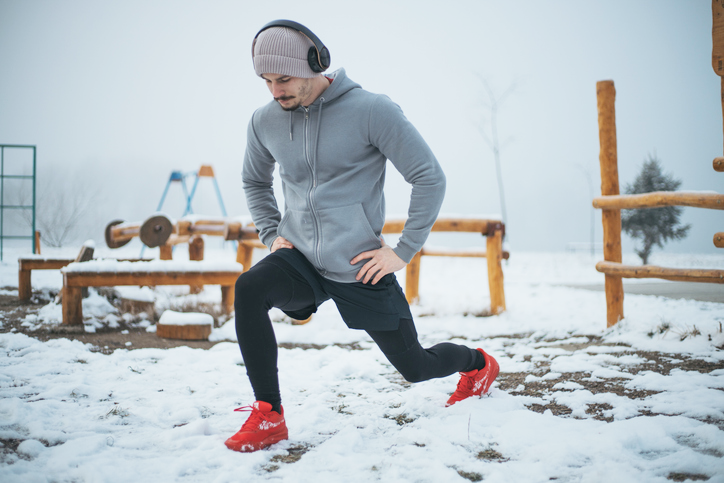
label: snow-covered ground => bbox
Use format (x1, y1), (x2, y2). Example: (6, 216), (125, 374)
(1, 244), (724, 482)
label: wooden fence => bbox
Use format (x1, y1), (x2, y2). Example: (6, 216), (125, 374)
(593, 79), (724, 327)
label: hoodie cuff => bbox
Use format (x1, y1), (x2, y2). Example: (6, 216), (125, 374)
(260, 230), (278, 250)
(392, 244), (417, 264)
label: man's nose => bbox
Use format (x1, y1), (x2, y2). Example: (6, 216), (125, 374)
(271, 83), (284, 98)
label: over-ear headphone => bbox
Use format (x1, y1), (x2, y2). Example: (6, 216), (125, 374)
(252, 19), (331, 73)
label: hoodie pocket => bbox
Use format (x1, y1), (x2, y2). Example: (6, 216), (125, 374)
(317, 203), (381, 275)
(277, 208), (316, 257)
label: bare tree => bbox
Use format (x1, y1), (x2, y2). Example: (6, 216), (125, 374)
(475, 75), (516, 227)
(14, 165), (103, 247)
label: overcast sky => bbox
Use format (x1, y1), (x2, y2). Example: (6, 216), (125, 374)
(0, 0), (721, 255)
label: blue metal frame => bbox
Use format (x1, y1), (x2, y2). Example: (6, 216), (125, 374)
(0, 144), (36, 261)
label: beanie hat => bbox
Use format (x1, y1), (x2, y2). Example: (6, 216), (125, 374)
(253, 27), (318, 78)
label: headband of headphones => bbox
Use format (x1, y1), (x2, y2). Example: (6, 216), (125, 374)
(252, 19), (331, 73)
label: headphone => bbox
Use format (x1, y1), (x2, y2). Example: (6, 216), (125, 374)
(252, 19), (331, 73)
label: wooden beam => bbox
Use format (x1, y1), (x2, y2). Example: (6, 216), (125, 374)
(382, 218), (504, 235)
(593, 192), (724, 211)
(420, 248), (511, 259)
(596, 80), (624, 327)
(65, 271), (241, 288)
(596, 261), (724, 284)
(34, 231), (41, 254)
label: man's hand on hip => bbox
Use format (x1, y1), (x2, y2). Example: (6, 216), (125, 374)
(351, 239), (407, 285)
(271, 236), (295, 253)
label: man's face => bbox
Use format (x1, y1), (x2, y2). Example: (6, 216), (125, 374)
(262, 73), (315, 111)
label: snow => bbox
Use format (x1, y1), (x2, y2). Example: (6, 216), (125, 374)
(61, 259), (244, 273)
(159, 310), (213, 327)
(1, 245), (724, 482)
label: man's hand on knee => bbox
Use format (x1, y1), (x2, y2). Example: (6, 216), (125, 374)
(351, 239), (406, 285)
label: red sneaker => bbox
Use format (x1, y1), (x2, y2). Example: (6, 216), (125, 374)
(445, 349), (499, 407)
(224, 401), (288, 452)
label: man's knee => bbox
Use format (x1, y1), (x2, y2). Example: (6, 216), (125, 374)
(385, 350), (428, 383)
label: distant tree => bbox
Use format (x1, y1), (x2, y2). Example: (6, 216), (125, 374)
(621, 155), (690, 264)
(15, 166), (102, 248)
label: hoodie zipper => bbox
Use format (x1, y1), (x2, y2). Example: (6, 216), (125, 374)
(302, 105), (326, 274)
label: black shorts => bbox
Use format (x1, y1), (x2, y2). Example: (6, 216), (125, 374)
(261, 248), (412, 331)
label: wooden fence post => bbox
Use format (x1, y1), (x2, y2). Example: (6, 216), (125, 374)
(596, 80), (624, 327)
(34, 231), (41, 254)
(486, 227), (506, 315)
(405, 251), (422, 304)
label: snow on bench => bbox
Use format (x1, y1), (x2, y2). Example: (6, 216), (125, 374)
(61, 260), (243, 325)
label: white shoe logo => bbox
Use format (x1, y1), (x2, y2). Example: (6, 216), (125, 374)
(259, 420), (282, 431)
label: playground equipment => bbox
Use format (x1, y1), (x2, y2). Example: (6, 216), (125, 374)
(0, 144), (36, 260)
(156, 165), (228, 218)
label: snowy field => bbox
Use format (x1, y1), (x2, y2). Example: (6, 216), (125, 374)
(1, 244), (724, 483)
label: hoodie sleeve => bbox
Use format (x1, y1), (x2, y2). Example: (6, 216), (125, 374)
(368, 95), (446, 263)
(242, 111), (281, 248)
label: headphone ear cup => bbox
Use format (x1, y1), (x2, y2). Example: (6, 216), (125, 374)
(307, 46), (323, 73)
(318, 47), (330, 71)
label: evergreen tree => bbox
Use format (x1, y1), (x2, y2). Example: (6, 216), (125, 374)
(621, 154), (690, 264)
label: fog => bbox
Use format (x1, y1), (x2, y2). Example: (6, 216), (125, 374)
(0, 0), (720, 254)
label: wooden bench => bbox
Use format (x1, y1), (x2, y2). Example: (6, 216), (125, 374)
(383, 218), (508, 315)
(60, 260), (243, 325)
(18, 254), (151, 301)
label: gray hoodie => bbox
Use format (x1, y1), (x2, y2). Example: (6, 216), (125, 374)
(242, 68), (446, 283)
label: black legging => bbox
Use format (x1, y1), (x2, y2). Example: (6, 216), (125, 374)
(234, 259), (481, 409)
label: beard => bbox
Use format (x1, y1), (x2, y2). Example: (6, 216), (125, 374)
(275, 78), (314, 111)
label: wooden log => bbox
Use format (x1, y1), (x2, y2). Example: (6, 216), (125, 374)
(420, 247), (511, 259)
(714, 0), (724, 76)
(62, 285), (83, 325)
(714, 157), (724, 172)
(140, 214), (173, 248)
(593, 192), (724, 211)
(188, 235), (205, 293)
(64, 271), (240, 288)
(224, 221), (243, 240)
(105, 219), (132, 249)
(596, 80), (624, 327)
(596, 261), (724, 284)
(34, 231), (41, 254)
(159, 244), (173, 260)
(405, 251), (422, 304)
(18, 267), (31, 300)
(382, 218), (504, 235)
(221, 285), (235, 315)
(715, 232), (724, 248)
(176, 220), (192, 237)
(486, 228), (506, 315)
(188, 236), (204, 261)
(236, 242), (255, 272)
(157, 323), (212, 340)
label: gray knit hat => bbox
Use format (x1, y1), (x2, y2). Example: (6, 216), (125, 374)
(253, 27), (318, 78)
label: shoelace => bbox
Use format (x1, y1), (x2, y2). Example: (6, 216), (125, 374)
(234, 406), (275, 431)
(453, 372), (476, 396)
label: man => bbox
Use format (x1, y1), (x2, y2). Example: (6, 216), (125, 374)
(225, 20), (499, 453)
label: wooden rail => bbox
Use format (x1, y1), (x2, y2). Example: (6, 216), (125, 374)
(596, 261), (724, 284)
(592, 192), (724, 210)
